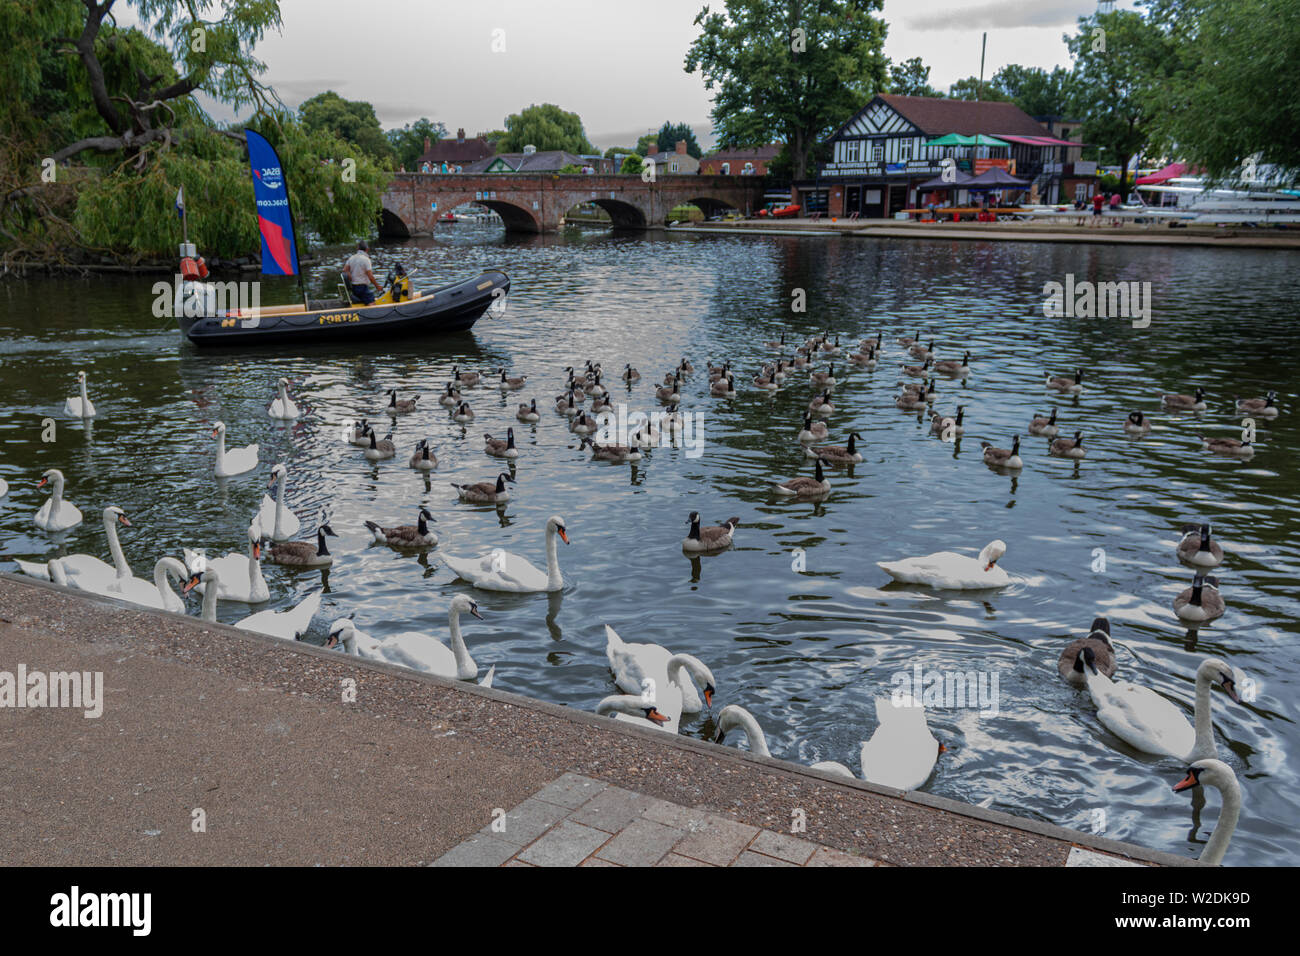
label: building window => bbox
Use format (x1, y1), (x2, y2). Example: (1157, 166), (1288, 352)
(845, 140), (860, 163)
(871, 142), (884, 163)
(721, 162), (730, 175)
(743, 162), (754, 174)
(900, 141), (913, 162)
(671, 161), (679, 172)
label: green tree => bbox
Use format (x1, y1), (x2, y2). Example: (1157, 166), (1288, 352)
(947, 76), (1009, 101)
(1140, 0), (1300, 181)
(634, 133), (658, 156)
(386, 117), (448, 170)
(1066, 9), (1175, 194)
(497, 104), (596, 154)
(604, 145), (638, 160)
(300, 91), (394, 165)
(685, 0), (889, 179)
(655, 122), (702, 158)
(888, 57), (940, 97)
(990, 65), (1078, 117)
(481, 129), (508, 152)
(619, 154), (645, 175)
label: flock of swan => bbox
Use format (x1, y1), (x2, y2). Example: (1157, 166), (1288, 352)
(11, 339), (1279, 865)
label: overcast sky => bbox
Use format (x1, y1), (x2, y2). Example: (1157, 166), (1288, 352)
(173, 0), (1136, 150)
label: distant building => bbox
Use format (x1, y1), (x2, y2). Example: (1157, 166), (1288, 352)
(463, 148), (615, 173)
(802, 94), (1085, 217)
(700, 144), (782, 176)
(1032, 116), (1097, 205)
(645, 140), (699, 175)
(417, 128), (495, 169)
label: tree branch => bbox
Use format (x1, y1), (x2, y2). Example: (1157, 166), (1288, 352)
(76, 0), (124, 134)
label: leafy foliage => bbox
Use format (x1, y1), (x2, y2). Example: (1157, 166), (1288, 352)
(619, 154), (645, 175)
(497, 104), (597, 154)
(654, 122), (703, 158)
(300, 91), (394, 166)
(386, 118), (448, 170)
(887, 57), (941, 97)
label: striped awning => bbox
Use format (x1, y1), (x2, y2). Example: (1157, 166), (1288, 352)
(998, 134), (1086, 148)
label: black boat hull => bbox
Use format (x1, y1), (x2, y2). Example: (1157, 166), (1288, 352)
(180, 270), (509, 347)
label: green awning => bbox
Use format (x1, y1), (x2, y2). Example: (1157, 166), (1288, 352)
(924, 133), (1011, 148)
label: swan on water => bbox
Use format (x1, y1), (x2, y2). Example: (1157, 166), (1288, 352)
(877, 540), (1009, 589)
(442, 515), (568, 592)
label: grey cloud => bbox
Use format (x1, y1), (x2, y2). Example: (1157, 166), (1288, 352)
(905, 0), (1092, 31)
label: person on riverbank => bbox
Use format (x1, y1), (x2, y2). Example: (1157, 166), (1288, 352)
(344, 240), (381, 305)
(1091, 190), (1105, 226)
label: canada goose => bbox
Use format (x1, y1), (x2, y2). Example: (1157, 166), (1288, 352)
(1236, 390), (1278, 417)
(1123, 410), (1152, 435)
(555, 390), (579, 416)
(1171, 760), (1241, 866)
(752, 366), (779, 390)
(629, 420), (661, 448)
(863, 331), (883, 352)
(1200, 435), (1254, 457)
(710, 373), (736, 397)
(773, 458), (831, 497)
(810, 363), (837, 386)
(386, 389), (420, 413)
(570, 411), (597, 436)
(908, 339), (934, 360)
(563, 365), (589, 387)
(897, 329), (921, 346)
(451, 365), (479, 387)
(64, 370), (96, 418)
(451, 472), (515, 504)
(930, 405), (965, 437)
(790, 352), (810, 369)
(662, 369), (679, 386)
(807, 432), (863, 463)
(409, 439), (437, 471)
(656, 375), (681, 403)
(1174, 574), (1225, 623)
(1163, 386), (1207, 411)
(622, 363), (641, 382)
(1046, 369), (1084, 393)
(348, 418), (373, 447)
(438, 383), (462, 407)
(849, 346), (878, 367)
(364, 429), (396, 460)
(484, 428), (518, 459)
(895, 390), (928, 411)
(661, 404), (684, 431)
(902, 377), (938, 401)
(496, 368), (526, 391)
(677, 357), (695, 374)
(706, 360), (730, 380)
(808, 390), (834, 416)
(797, 413), (829, 443)
(269, 519), (338, 567)
(267, 377), (299, 420)
(1050, 430), (1086, 458)
(517, 398), (541, 423)
(902, 357), (932, 378)
(1028, 407), (1059, 437)
(581, 437), (642, 462)
(981, 435), (1023, 469)
(584, 371), (607, 398)
(1057, 616), (1117, 687)
(682, 512), (739, 552)
(764, 332), (787, 350)
(590, 394), (613, 415)
(772, 359), (790, 381)
(366, 507), (438, 547)
(933, 351), (971, 377)
(1178, 523), (1223, 568)
(452, 401), (475, 424)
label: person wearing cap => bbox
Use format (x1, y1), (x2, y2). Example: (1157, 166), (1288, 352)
(343, 240), (381, 304)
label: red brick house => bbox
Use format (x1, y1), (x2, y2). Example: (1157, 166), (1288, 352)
(700, 144), (782, 176)
(645, 140), (699, 174)
(416, 128), (495, 170)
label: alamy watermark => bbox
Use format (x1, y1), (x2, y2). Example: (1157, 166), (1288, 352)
(1, 665), (103, 718)
(151, 275), (262, 319)
(1043, 275), (1151, 328)
(891, 664), (1000, 716)
(593, 403), (706, 458)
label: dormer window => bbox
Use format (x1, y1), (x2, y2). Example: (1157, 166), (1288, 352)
(871, 142), (884, 162)
(845, 141), (861, 163)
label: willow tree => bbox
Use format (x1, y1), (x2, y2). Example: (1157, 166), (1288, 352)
(2, 0), (389, 263)
(685, 0), (888, 179)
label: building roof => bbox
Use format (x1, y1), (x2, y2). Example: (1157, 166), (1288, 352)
(418, 130), (495, 166)
(463, 150), (599, 173)
(833, 95), (1050, 141)
(702, 144), (783, 163)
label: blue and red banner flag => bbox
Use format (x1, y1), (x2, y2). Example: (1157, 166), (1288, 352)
(245, 130), (300, 277)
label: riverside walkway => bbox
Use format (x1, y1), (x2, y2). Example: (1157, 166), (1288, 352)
(0, 574), (1189, 867)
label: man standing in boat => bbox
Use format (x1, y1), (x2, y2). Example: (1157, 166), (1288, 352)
(344, 240), (382, 305)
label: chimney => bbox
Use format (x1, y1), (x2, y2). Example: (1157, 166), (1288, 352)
(648, 143), (659, 155)
(457, 128), (465, 143)
(423, 136), (430, 153)
(676, 139), (687, 155)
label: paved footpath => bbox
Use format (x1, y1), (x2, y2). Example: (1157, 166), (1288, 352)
(0, 574), (1190, 867)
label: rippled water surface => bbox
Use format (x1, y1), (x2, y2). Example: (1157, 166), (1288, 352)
(2, 226), (1297, 864)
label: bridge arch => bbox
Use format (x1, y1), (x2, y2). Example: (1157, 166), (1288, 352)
(379, 192), (542, 237)
(683, 195), (743, 219)
(562, 197), (649, 229)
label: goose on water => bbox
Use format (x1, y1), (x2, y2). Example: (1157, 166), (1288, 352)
(1058, 617), (1118, 687)
(451, 472), (514, 504)
(682, 512), (738, 552)
(365, 507), (437, 547)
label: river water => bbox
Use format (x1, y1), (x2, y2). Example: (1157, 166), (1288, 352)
(1, 224), (1297, 865)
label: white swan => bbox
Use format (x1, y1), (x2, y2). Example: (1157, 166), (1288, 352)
(595, 694), (672, 730)
(0, 477), (7, 497)
(257, 464), (301, 541)
(1076, 650), (1241, 761)
(33, 469), (83, 532)
(47, 558), (70, 586)
(877, 540), (1009, 589)
(186, 566), (319, 640)
(325, 594), (484, 679)
(98, 556), (189, 612)
(442, 515), (569, 592)
(64, 370), (96, 418)
(188, 520), (269, 602)
(1172, 759), (1241, 866)
(810, 696), (945, 791)
(212, 421), (258, 477)
(605, 624), (716, 733)
(714, 704), (771, 757)
(16, 505), (133, 585)
(267, 377), (300, 420)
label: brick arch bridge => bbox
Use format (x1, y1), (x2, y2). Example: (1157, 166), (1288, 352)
(379, 172), (767, 235)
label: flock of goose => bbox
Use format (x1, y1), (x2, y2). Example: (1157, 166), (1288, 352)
(11, 338), (1280, 864)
